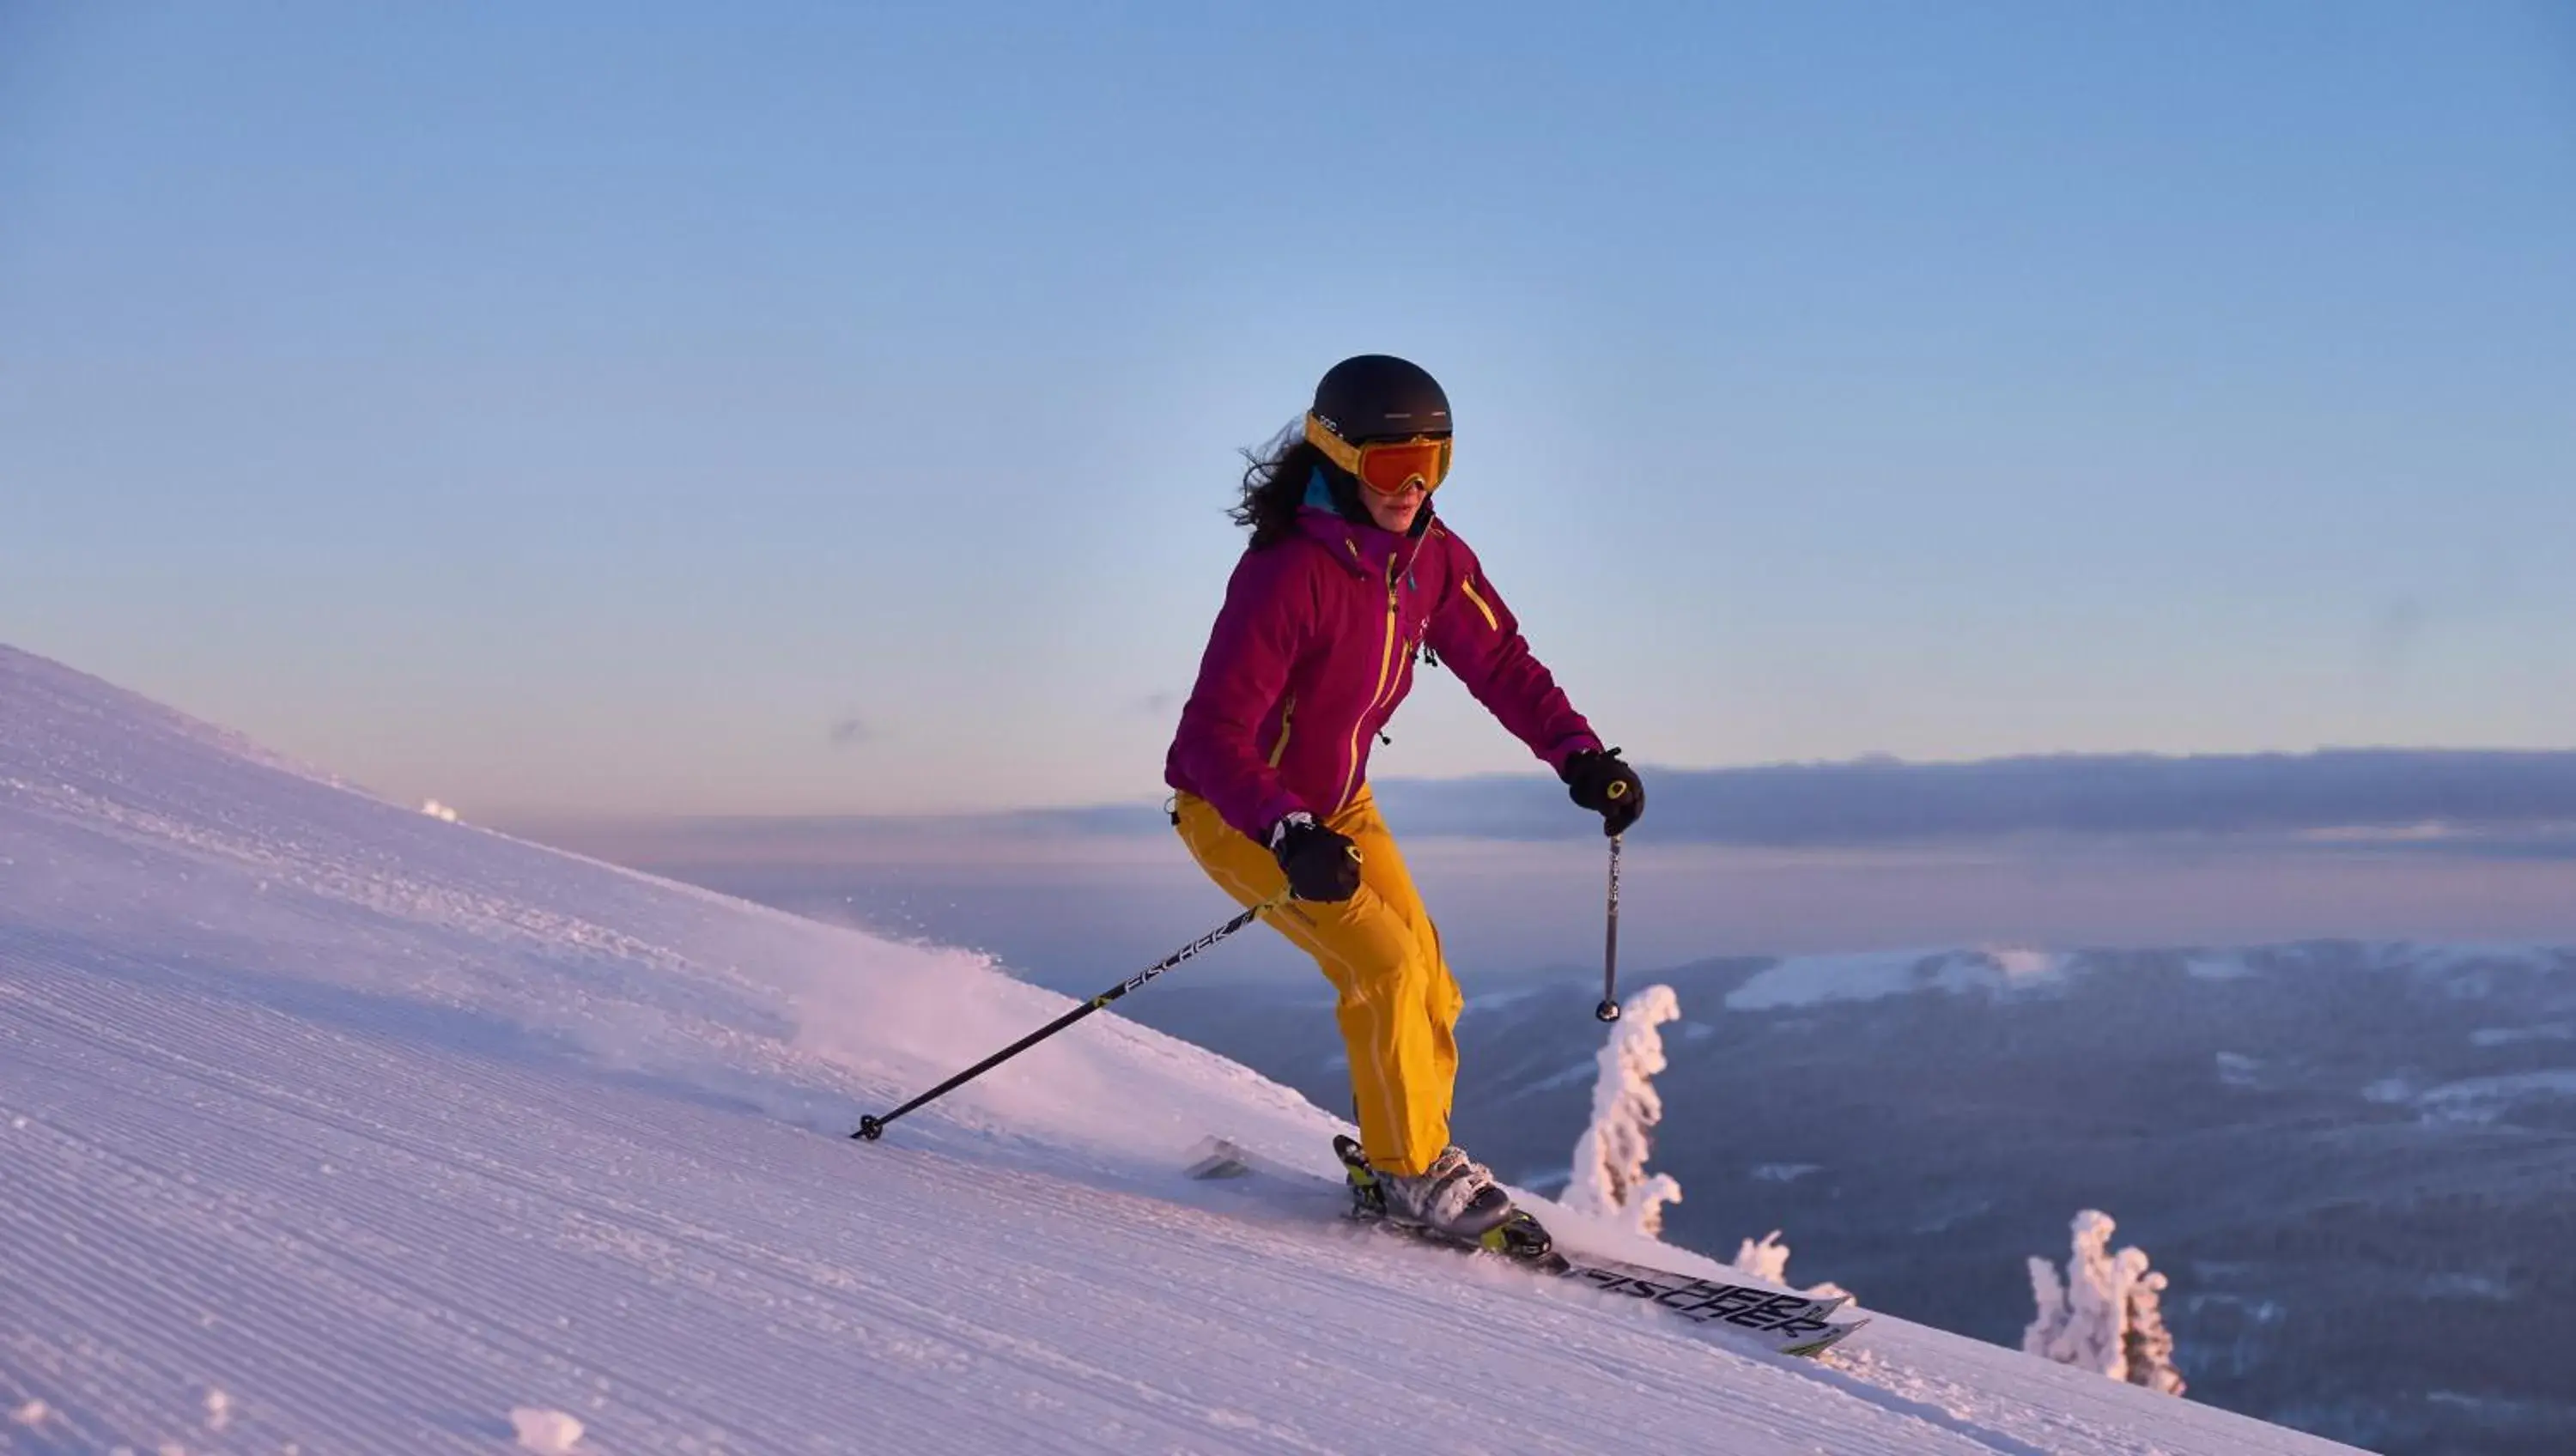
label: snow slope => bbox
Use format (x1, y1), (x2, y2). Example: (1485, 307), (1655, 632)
(0, 646), (2366, 1455)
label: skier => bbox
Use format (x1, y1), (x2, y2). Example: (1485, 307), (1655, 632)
(1164, 354), (1645, 1243)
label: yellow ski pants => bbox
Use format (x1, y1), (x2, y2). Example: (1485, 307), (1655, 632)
(1173, 786), (1462, 1178)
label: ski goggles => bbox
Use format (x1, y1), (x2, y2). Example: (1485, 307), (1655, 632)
(1305, 412), (1452, 496)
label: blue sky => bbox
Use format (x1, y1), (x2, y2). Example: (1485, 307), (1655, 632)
(5, 2), (2572, 818)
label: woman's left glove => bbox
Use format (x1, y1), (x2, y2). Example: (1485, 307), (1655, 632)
(1270, 812), (1364, 902)
(1562, 747), (1644, 836)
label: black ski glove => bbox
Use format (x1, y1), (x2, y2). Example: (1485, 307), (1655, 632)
(1270, 812), (1362, 902)
(1562, 747), (1644, 836)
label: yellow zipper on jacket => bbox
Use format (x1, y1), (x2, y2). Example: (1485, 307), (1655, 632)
(1460, 576), (1500, 632)
(1336, 569), (1403, 812)
(1267, 695), (1297, 767)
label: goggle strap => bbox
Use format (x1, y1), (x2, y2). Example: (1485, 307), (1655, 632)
(1303, 413), (1365, 474)
(1303, 413), (1450, 494)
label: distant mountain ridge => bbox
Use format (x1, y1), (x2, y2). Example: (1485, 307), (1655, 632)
(549, 749), (2576, 851)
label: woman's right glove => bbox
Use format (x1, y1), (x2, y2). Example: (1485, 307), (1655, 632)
(1562, 747), (1645, 836)
(1269, 812), (1362, 902)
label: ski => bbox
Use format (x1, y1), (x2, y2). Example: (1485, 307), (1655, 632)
(1184, 1135), (1867, 1359)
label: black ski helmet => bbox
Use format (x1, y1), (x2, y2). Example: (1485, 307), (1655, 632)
(1311, 355), (1450, 443)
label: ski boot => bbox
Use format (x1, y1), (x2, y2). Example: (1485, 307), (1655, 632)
(1334, 1135), (1558, 1264)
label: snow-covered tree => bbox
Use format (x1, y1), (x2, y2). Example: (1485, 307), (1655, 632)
(1732, 1230), (1850, 1302)
(1734, 1228), (1792, 1284)
(2120, 1253), (2184, 1396)
(1565, 984), (1683, 1237)
(2024, 1210), (2186, 1396)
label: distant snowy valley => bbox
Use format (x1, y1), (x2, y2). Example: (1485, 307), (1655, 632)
(1121, 939), (2576, 1455)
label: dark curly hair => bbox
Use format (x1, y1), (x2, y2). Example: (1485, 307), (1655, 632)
(1229, 428), (1334, 549)
(1230, 418), (1445, 549)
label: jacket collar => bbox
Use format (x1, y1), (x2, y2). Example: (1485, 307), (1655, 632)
(1294, 505), (1422, 579)
(1294, 467), (1432, 579)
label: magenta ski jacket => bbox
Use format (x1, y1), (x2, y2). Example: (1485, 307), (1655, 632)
(1164, 506), (1601, 843)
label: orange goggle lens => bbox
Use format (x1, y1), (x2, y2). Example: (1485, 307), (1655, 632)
(1305, 413), (1451, 496)
(1352, 437), (1450, 496)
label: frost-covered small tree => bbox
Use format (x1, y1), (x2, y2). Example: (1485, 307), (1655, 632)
(2024, 1210), (2185, 1396)
(1732, 1230), (1850, 1302)
(2024, 1210), (2114, 1374)
(1564, 984), (1683, 1237)
(1735, 1228), (1793, 1284)
(2117, 1249), (2185, 1396)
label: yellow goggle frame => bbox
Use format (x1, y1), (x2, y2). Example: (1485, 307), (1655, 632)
(1305, 412), (1453, 496)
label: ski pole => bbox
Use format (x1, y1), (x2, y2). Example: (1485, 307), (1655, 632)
(1595, 833), (1624, 1022)
(854, 892), (1287, 1142)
